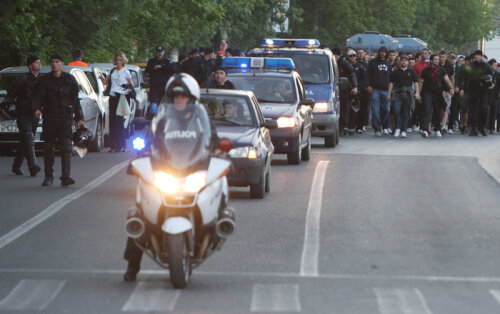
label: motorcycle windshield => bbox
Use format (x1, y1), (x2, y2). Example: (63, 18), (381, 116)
(151, 103), (212, 173)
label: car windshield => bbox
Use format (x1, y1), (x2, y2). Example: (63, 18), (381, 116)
(0, 73), (23, 97)
(229, 76), (296, 104)
(151, 103), (212, 173)
(200, 95), (256, 127)
(279, 54), (330, 84)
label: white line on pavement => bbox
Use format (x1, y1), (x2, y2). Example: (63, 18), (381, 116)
(7, 268), (500, 284)
(0, 279), (65, 311)
(300, 160), (329, 277)
(0, 160), (129, 250)
(490, 290), (500, 304)
(121, 281), (180, 312)
(250, 284), (301, 312)
(374, 287), (432, 314)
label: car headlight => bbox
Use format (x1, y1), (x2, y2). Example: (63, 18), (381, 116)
(228, 146), (258, 159)
(276, 117), (297, 128)
(154, 171), (207, 194)
(312, 102), (329, 113)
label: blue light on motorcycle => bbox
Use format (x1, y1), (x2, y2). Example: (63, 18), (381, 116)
(132, 137), (146, 151)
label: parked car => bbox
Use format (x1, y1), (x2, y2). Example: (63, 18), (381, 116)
(200, 89), (276, 198)
(346, 31), (403, 54)
(0, 66), (104, 152)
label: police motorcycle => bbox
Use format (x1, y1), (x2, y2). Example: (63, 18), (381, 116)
(125, 74), (235, 289)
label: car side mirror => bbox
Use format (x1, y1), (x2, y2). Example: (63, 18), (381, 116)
(262, 120), (278, 129)
(141, 82), (151, 89)
(132, 117), (150, 131)
(300, 98), (315, 109)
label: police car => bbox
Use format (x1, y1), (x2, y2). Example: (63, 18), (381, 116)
(222, 57), (314, 165)
(199, 89), (276, 198)
(248, 39), (340, 147)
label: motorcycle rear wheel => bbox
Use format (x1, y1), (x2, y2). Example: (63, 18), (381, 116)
(167, 233), (191, 289)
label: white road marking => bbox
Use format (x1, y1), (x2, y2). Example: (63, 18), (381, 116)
(300, 160), (329, 277)
(0, 160), (129, 250)
(490, 290), (500, 304)
(121, 281), (180, 312)
(374, 287), (432, 314)
(6, 268), (500, 284)
(250, 284), (301, 312)
(0, 279), (65, 310)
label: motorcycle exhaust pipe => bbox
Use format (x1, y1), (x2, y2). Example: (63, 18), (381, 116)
(126, 217), (145, 239)
(215, 207), (236, 239)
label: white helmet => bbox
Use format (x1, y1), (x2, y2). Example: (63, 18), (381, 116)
(164, 73), (200, 103)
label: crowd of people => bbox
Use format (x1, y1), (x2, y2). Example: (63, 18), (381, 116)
(336, 46), (500, 138)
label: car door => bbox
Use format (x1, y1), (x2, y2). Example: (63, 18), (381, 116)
(295, 75), (312, 143)
(92, 67), (109, 135)
(252, 95), (273, 166)
(72, 70), (97, 133)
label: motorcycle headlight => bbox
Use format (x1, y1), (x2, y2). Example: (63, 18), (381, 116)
(228, 146), (258, 159)
(276, 117), (297, 128)
(132, 137), (146, 151)
(153, 171), (207, 194)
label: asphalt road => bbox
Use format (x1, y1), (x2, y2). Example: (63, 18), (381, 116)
(0, 131), (499, 313)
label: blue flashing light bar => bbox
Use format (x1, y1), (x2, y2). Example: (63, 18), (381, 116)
(260, 38), (320, 48)
(222, 57), (295, 70)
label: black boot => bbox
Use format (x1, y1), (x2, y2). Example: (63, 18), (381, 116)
(123, 263), (140, 282)
(29, 165), (41, 177)
(61, 176), (75, 186)
(469, 127), (478, 136)
(479, 128), (487, 136)
(12, 166), (24, 175)
(60, 138), (73, 186)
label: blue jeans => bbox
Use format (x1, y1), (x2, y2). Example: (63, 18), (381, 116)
(370, 89), (389, 132)
(393, 92), (411, 130)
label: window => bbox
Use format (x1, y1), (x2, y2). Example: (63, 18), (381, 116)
(200, 95), (256, 126)
(129, 70), (139, 86)
(229, 76), (297, 104)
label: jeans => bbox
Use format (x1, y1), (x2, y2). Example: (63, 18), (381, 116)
(393, 92), (411, 130)
(13, 116), (39, 170)
(422, 91), (443, 132)
(370, 89), (389, 132)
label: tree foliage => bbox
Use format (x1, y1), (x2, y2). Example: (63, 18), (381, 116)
(0, 0), (494, 68)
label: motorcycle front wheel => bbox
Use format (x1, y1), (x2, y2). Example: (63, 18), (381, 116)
(167, 233), (191, 289)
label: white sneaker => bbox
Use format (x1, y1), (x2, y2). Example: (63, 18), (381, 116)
(394, 129), (401, 138)
(406, 128), (412, 133)
(401, 131), (407, 138)
(388, 128), (393, 134)
(362, 126), (367, 133)
(421, 130), (429, 138)
(383, 128), (389, 135)
(413, 125), (420, 132)
(448, 129), (454, 134)
(436, 130), (442, 137)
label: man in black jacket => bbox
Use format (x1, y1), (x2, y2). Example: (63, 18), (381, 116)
(332, 48), (358, 135)
(190, 48), (215, 85)
(487, 59), (499, 134)
(34, 54), (84, 186)
(4, 55), (42, 176)
(200, 66), (235, 89)
(460, 50), (495, 136)
(145, 46), (178, 107)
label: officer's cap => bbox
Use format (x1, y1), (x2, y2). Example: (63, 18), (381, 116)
(50, 54), (64, 62)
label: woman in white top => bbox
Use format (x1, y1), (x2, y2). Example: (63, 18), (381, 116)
(103, 52), (134, 152)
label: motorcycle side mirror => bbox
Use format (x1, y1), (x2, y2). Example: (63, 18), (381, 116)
(219, 138), (232, 152)
(132, 117), (149, 131)
(78, 92), (87, 100)
(262, 120), (278, 129)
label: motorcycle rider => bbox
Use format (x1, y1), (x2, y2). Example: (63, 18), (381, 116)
(123, 73), (219, 281)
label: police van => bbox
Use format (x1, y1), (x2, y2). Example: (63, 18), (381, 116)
(248, 39), (340, 147)
(222, 57), (314, 165)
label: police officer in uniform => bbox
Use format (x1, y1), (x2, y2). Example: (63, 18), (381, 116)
(34, 54), (84, 186)
(4, 55), (42, 177)
(460, 50), (495, 136)
(145, 46), (178, 114)
(332, 48), (358, 135)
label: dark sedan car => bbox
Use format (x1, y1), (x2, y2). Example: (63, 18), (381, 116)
(200, 89), (276, 199)
(223, 57), (314, 165)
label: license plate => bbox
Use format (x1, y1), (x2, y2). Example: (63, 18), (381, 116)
(0, 121), (19, 133)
